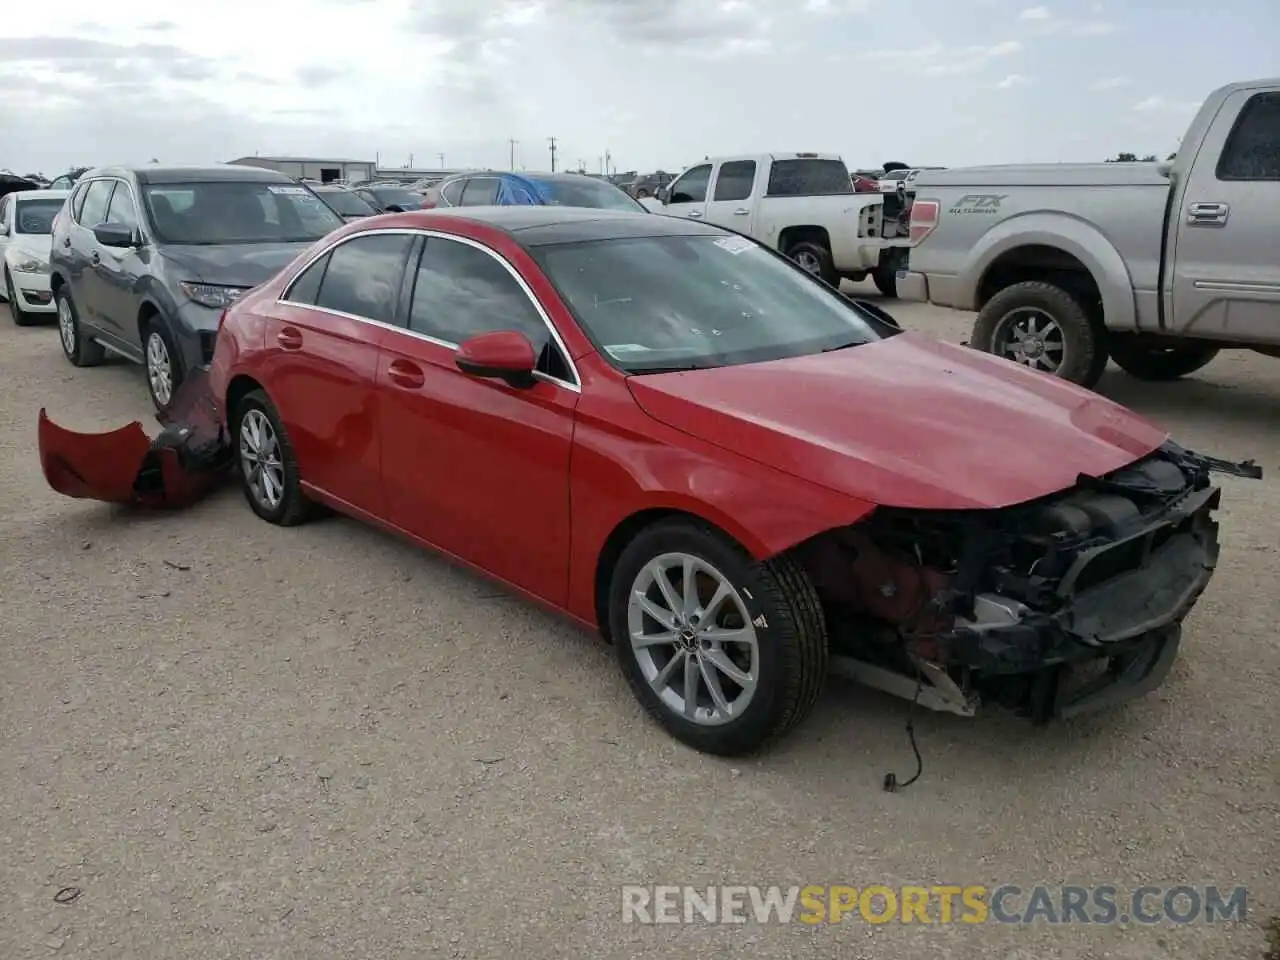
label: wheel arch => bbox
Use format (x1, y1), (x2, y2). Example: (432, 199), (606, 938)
(225, 373), (266, 422)
(778, 225), (832, 253)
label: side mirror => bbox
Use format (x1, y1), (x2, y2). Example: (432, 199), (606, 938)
(93, 222), (135, 248)
(454, 330), (538, 388)
(655, 185), (670, 204)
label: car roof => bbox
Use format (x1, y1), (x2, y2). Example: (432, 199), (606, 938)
(391, 206), (729, 246)
(8, 189), (70, 201)
(80, 164), (294, 185)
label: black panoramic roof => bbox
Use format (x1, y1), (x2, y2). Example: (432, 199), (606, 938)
(424, 205), (728, 246)
(84, 164), (294, 185)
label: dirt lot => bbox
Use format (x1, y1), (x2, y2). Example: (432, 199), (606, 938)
(2, 284), (1276, 960)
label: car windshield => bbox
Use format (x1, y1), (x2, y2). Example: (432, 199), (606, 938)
(318, 188), (376, 217)
(531, 177), (646, 211)
(371, 188), (421, 207)
(141, 181), (344, 244)
(14, 198), (64, 234)
(532, 234), (884, 373)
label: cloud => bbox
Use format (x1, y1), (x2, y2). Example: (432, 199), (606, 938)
(860, 39), (1021, 76)
(1016, 8), (1116, 36)
(558, 0), (772, 56)
(1132, 96), (1201, 115)
(1090, 75), (1130, 91)
(996, 73), (1029, 89)
(803, 0), (873, 11)
(1017, 6), (1050, 19)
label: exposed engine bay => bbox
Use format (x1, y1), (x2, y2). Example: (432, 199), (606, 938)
(793, 441), (1263, 723)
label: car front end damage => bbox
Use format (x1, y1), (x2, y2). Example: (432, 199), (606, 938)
(792, 442), (1262, 723)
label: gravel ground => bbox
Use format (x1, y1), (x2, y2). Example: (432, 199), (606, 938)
(2, 284), (1276, 960)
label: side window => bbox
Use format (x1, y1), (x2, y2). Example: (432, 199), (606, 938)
(1217, 92), (1280, 181)
(441, 179), (466, 206)
(669, 164), (711, 203)
(460, 178), (500, 206)
(104, 181), (139, 230)
(713, 161), (756, 202)
(0, 196), (9, 228)
(314, 233), (414, 323)
(284, 252), (330, 305)
(77, 180), (115, 228)
(407, 237), (552, 352)
(70, 183), (89, 220)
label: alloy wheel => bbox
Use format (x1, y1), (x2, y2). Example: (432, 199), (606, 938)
(793, 251), (821, 275)
(57, 296), (76, 355)
(993, 308), (1066, 373)
(626, 552), (760, 727)
(146, 331), (174, 407)
(239, 409), (285, 511)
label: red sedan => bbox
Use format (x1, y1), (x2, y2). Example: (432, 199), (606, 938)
(45, 206), (1256, 756)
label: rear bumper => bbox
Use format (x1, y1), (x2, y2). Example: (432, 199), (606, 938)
(898, 270), (929, 303)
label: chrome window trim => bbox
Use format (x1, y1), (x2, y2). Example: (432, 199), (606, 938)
(276, 227), (581, 393)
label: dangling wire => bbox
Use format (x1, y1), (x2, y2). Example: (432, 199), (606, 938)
(883, 670), (924, 793)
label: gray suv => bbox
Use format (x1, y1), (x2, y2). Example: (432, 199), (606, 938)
(49, 165), (345, 411)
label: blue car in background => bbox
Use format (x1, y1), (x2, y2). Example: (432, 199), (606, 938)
(422, 171), (649, 213)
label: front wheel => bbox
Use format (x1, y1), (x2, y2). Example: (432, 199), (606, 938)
(971, 281), (1109, 388)
(608, 519), (828, 756)
(233, 388), (317, 526)
(5, 269), (37, 326)
(143, 319), (184, 413)
(1107, 335), (1219, 381)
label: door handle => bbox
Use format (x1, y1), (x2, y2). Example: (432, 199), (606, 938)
(1187, 202), (1229, 226)
(687, 210), (703, 218)
(387, 358), (425, 389)
(733, 208), (749, 215)
(62, 238), (71, 248)
(276, 327), (303, 351)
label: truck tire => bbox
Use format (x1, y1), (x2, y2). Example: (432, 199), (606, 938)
(872, 264), (898, 298)
(1107, 334), (1219, 381)
(786, 240), (840, 288)
(972, 281), (1108, 388)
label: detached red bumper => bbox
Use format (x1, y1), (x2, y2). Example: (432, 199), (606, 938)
(37, 369), (233, 509)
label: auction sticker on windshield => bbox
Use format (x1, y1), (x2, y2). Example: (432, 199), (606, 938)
(267, 185), (310, 195)
(714, 236), (754, 255)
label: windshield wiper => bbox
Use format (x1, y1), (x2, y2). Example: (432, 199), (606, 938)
(821, 338), (868, 353)
(629, 363), (719, 374)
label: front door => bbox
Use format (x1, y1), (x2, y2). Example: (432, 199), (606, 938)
(263, 231), (417, 513)
(1168, 89), (1280, 341)
(94, 179), (147, 346)
(661, 164), (711, 222)
(375, 233), (579, 605)
(703, 159), (758, 232)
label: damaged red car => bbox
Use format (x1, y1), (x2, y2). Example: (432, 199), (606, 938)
(39, 207), (1261, 756)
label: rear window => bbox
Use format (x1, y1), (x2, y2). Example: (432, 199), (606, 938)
(528, 177), (646, 212)
(318, 188), (376, 217)
(766, 159), (854, 197)
(14, 198), (65, 234)
(371, 187), (422, 208)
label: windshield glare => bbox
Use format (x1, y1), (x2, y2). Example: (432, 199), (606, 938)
(319, 189), (376, 216)
(14, 199), (65, 234)
(141, 181), (345, 244)
(533, 235), (883, 372)
(373, 188), (420, 207)
(535, 178), (645, 212)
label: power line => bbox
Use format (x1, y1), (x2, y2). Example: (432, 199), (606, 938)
(547, 136), (557, 173)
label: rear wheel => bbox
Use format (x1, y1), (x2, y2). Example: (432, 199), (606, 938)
(55, 286), (105, 367)
(1107, 334), (1219, 381)
(786, 239), (840, 287)
(608, 519), (828, 756)
(234, 388), (316, 526)
(972, 280), (1108, 388)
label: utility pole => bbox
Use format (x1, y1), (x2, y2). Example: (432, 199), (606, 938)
(547, 136), (558, 172)
(508, 138), (519, 169)
(604, 148), (612, 178)
(408, 153), (414, 167)
(437, 152), (445, 168)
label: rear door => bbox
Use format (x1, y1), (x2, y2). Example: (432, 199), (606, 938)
(662, 163), (711, 221)
(66, 178), (117, 331)
(1169, 89), (1280, 340)
(265, 230), (416, 514)
(704, 159), (758, 232)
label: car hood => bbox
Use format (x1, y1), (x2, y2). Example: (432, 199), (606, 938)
(626, 332), (1169, 511)
(159, 241), (314, 287)
(6, 234), (53, 262)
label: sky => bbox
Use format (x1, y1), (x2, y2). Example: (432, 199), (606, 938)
(1, 0), (1276, 178)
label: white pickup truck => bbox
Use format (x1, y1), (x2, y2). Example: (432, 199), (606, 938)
(899, 78), (1280, 387)
(653, 153), (910, 296)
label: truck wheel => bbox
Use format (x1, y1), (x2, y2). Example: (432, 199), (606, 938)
(608, 518), (828, 757)
(872, 265), (898, 298)
(786, 240), (839, 287)
(1107, 335), (1219, 381)
(972, 281), (1107, 388)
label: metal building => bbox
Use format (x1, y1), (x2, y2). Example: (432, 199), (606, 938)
(226, 156), (377, 184)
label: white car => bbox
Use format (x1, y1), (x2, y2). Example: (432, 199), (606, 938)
(0, 188), (68, 325)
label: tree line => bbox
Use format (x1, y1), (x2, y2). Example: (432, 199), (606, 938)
(1106, 152), (1179, 162)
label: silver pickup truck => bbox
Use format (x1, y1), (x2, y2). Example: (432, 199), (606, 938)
(899, 78), (1280, 387)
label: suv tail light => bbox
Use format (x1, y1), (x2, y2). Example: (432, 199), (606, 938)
(908, 199), (940, 244)
(420, 198), (435, 209)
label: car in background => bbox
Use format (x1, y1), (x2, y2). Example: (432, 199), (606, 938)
(49, 164), (346, 411)
(309, 183), (379, 221)
(198, 204), (1245, 755)
(351, 183), (428, 213)
(625, 172), (675, 199)
(423, 171), (646, 212)
(0, 188), (69, 325)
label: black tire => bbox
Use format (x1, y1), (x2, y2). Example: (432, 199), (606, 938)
(54, 286), (105, 367)
(608, 519), (828, 756)
(1107, 334), (1219, 382)
(871, 265), (898, 298)
(786, 239), (840, 287)
(972, 281), (1108, 388)
(5, 268), (38, 326)
(233, 388), (316, 526)
(142, 317), (184, 414)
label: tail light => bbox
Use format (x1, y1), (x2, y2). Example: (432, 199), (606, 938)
(908, 199), (940, 245)
(217, 308), (228, 332)
(852, 176), (879, 193)
(420, 199), (435, 209)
